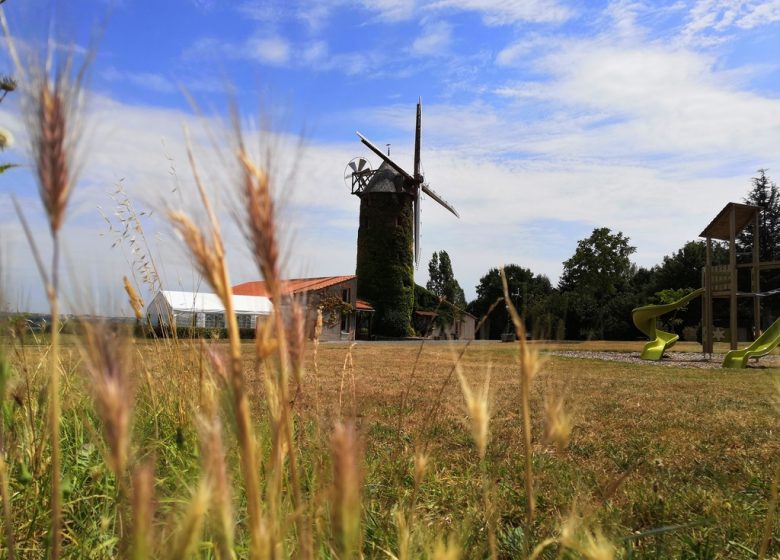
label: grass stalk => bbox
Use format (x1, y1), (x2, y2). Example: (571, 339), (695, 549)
(500, 268), (536, 525)
(170, 135), (267, 558)
(0, 454), (16, 560)
(758, 464), (780, 559)
(237, 147), (310, 558)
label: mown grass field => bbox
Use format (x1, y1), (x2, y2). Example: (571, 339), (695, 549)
(2, 335), (777, 559)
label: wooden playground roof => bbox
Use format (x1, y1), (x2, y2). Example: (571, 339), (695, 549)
(699, 202), (760, 241)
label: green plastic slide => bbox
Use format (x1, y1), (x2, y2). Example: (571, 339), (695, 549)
(722, 316), (780, 368)
(632, 288), (704, 361)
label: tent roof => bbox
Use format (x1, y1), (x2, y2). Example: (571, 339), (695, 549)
(699, 202), (760, 240)
(158, 290), (273, 314)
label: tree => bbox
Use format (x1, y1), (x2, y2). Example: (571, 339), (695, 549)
(426, 250), (466, 309)
(737, 169), (780, 321)
(559, 228), (635, 296)
(738, 169), (780, 262)
(469, 265), (552, 339)
(558, 228), (636, 339)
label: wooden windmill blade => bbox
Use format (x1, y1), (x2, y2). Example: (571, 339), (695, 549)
(414, 98), (422, 181)
(356, 132), (415, 182)
(422, 183), (460, 218)
(414, 98), (422, 266)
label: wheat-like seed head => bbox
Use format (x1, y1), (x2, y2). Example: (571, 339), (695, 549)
(456, 365), (490, 460)
(430, 536), (460, 560)
(81, 321), (133, 478)
(255, 315), (279, 362)
(168, 211), (229, 302)
(396, 510), (410, 560)
(169, 480), (210, 560)
(131, 462), (155, 560)
(22, 57), (85, 235)
(287, 296), (306, 387)
(331, 421), (362, 558)
(238, 151), (283, 302)
(559, 509), (615, 560)
(0, 126), (12, 149)
(544, 393), (572, 452)
(314, 307), (324, 341)
(196, 377), (234, 559)
(414, 451), (428, 487)
(123, 276), (145, 321)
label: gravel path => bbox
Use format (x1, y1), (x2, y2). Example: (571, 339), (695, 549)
(548, 350), (780, 369)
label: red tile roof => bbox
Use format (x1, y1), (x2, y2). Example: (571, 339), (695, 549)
(356, 299), (374, 311)
(414, 310), (437, 317)
(233, 275), (356, 297)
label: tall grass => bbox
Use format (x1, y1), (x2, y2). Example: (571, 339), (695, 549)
(1, 15), (90, 557)
(0, 21), (778, 560)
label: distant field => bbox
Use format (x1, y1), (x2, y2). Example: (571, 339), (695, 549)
(2, 336), (778, 558)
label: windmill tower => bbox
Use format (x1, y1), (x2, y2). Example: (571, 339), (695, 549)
(345, 99), (459, 337)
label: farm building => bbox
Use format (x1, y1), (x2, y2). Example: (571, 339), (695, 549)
(428, 311), (476, 340)
(413, 307), (476, 340)
(232, 275), (374, 341)
(146, 290), (272, 330)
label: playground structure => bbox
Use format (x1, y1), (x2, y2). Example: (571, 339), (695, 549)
(633, 288), (704, 361)
(700, 202), (761, 354)
(634, 201), (780, 367)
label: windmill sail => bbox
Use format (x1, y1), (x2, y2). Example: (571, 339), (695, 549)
(413, 99), (422, 266)
(422, 184), (459, 218)
(356, 132), (415, 182)
(355, 100), (459, 269)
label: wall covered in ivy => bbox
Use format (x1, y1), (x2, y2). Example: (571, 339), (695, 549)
(355, 191), (415, 337)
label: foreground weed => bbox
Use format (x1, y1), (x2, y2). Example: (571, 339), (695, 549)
(501, 267), (540, 525)
(2, 15), (90, 556)
(169, 131), (266, 557)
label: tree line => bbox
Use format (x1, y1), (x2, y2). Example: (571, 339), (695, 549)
(427, 170), (780, 340)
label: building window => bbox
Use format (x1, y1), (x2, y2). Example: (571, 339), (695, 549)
(237, 314), (252, 329)
(175, 312), (195, 328)
(341, 288), (351, 332)
(204, 312), (225, 328)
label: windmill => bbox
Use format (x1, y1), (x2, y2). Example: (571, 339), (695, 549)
(345, 99), (460, 337)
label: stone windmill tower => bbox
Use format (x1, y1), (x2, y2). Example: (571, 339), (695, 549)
(345, 100), (459, 337)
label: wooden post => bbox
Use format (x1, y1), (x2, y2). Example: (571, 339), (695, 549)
(705, 236), (713, 355)
(729, 205), (738, 350)
(753, 210), (761, 339)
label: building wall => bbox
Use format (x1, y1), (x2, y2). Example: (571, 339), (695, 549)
(309, 277), (358, 342)
(147, 292), (172, 327)
(431, 314), (476, 340)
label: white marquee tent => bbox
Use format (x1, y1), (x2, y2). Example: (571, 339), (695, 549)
(147, 290), (273, 329)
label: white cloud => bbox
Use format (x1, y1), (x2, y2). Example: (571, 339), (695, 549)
(412, 21), (453, 55)
(683, 0), (780, 43)
(102, 66), (177, 94)
(495, 35), (551, 66)
(302, 40), (328, 64)
(183, 34), (381, 75)
(237, 0), (286, 22)
(529, 42), (780, 161)
(184, 34), (292, 66)
(362, 0), (417, 21)
(246, 36), (292, 65)
(427, 0), (572, 24)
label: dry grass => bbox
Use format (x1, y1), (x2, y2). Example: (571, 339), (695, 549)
(0, 19), (776, 557)
(1, 326), (779, 558)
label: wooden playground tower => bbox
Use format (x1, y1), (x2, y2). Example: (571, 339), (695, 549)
(700, 202), (762, 353)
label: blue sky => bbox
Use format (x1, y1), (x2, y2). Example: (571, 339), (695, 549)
(1, 0), (780, 313)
